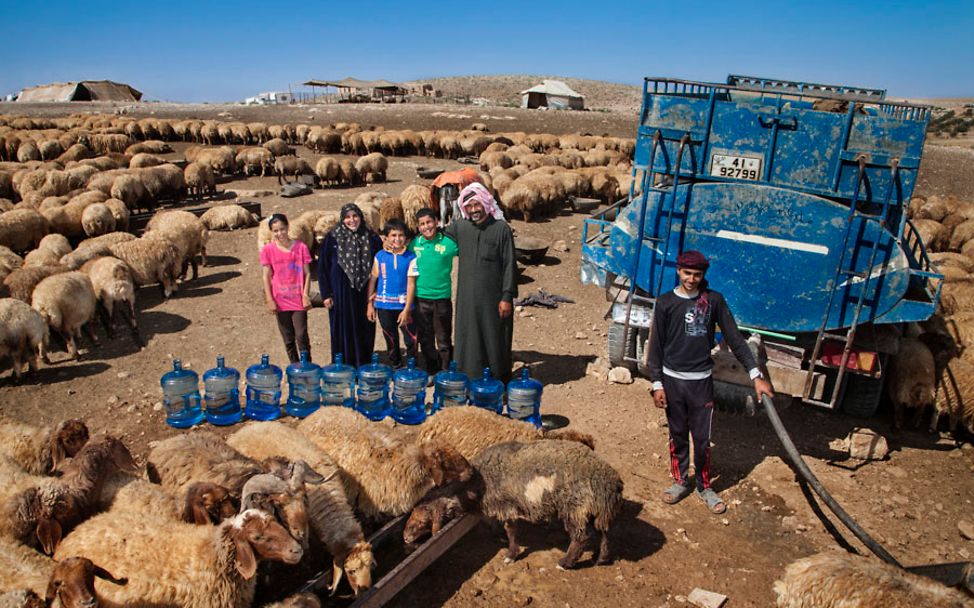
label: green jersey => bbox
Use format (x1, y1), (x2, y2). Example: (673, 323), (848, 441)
(409, 232), (458, 300)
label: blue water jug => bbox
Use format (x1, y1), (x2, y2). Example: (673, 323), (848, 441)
(433, 361), (469, 412)
(321, 353), (356, 407)
(469, 367), (504, 413)
(506, 367), (542, 428)
(357, 353), (392, 421)
(245, 354), (283, 421)
(202, 355), (242, 426)
(391, 358), (427, 425)
(285, 351), (321, 418)
(161, 359), (203, 428)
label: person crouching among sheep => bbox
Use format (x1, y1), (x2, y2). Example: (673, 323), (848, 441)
(647, 250), (773, 515)
(367, 219), (419, 368)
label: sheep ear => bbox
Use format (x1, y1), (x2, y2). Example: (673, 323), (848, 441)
(190, 502), (211, 525)
(50, 438), (68, 472)
(420, 446), (445, 486)
(232, 533), (258, 580)
(112, 442), (140, 474)
(94, 566), (128, 585)
(36, 518), (62, 555)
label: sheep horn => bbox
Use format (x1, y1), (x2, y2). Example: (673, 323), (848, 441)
(240, 474), (291, 510)
(329, 561), (344, 596)
(285, 460), (336, 491)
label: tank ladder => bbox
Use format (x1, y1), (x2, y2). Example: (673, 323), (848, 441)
(802, 155), (901, 407)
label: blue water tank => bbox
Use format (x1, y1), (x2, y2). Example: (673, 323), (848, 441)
(433, 361), (468, 412)
(161, 359), (203, 428)
(506, 367), (542, 428)
(392, 358), (427, 425)
(357, 353), (392, 421)
(245, 354), (283, 421)
(469, 367), (504, 413)
(321, 353), (356, 408)
(285, 351), (321, 418)
(203, 355), (242, 426)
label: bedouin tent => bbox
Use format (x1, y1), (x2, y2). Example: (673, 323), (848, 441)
(17, 80), (142, 102)
(519, 80), (584, 110)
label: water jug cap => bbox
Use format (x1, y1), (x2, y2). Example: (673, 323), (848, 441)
(261, 354), (269, 365)
(407, 357), (416, 370)
(216, 355), (225, 368)
(300, 351), (310, 362)
(173, 359), (182, 370)
(521, 367), (529, 379)
(371, 352), (380, 364)
(335, 353), (344, 364)
(482, 367), (491, 380)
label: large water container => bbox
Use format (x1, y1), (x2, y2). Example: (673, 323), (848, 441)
(391, 358), (428, 425)
(245, 354), (283, 421)
(357, 353), (392, 421)
(161, 359), (203, 428)
(203, 355), (242, 426)
(321, 353), (356, 408)
(285, 351), (321, 418)
(506, 367), (542, 428)
(469, 367), (504, 413)
(433, 361), (468, 412)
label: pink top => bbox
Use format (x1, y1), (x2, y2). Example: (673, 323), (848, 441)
(260, 240), (312, 311)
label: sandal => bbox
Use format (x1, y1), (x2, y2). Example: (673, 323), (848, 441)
(696, 488), (727, 514)
(661, 483), (692, 505)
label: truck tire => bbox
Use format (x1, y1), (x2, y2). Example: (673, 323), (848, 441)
(841, 373), (885, 418)
(607, 322), (636, 371)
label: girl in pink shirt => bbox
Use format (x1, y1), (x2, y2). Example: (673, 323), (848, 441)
(260, 213), (313, 363)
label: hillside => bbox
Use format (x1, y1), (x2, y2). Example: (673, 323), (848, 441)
(401, 74), (643, 112)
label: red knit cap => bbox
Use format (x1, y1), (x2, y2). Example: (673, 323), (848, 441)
(677, 250), (709, 270)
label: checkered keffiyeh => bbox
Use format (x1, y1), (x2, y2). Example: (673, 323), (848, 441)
(334, 203), (373, 291)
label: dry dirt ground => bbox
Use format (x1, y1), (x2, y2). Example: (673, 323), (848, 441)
(2, 101), (974, 608)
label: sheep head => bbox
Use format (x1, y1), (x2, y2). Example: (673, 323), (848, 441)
(240, 473), (310, 549)
(419, 443), (473, 486)
(403, 503), (435, 546)
(182, 481), (237, 525)
(343, 541), (375, 596)
(230, 509), (303, 579)
(46, 556), (127, 608)
(50, 419), (90, 471)
(27, 486), (76, 555)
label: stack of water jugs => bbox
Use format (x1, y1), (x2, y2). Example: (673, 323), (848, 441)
(161, 353), (543, 428)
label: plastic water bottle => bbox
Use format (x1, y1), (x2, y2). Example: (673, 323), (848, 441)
(391, 358), (428, 425)
(245, 354), (283, 421)
(285, 351), (321, 418)
(506, 367), (542, 428)
(357, 353), (392, 421)
(433, 361), (469, 412)
(469, 367), (504, 413)
(161, 359), (203, 428)
(202, 356), (242, 426)
(321, 353), (356, 408)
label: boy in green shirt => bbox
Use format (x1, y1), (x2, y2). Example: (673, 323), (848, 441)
(409, 208), (459, 375)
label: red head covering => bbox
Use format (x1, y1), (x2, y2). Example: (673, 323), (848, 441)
(677, 250), (709, 270)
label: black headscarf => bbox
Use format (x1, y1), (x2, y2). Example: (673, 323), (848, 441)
(333, 203), (373, 291)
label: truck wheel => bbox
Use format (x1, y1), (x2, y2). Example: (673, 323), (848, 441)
(841, 373), (885, 418)
(607, 322), (636, 371)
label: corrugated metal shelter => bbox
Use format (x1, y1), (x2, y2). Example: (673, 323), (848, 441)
(17, 80), (142, 102)
(303, 77), (407, 102)
(520, 80), (584, 110)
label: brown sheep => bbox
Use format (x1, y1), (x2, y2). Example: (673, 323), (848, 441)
(0, 417), (89, 476)
(355, 153), (388, 183)
(274, 157), (313, 185)
(886, 337), (937, 430)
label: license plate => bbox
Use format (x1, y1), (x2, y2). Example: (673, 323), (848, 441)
(611, 302), (653, 328)
(710, 154), (762, 180)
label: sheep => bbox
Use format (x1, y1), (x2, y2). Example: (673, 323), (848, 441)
(78, 202), (115, 238)
(54, 508), (303, 608)
(109, 235), (181, 297)
(98, 467), (235, 524)
(402, 480), (480, 546)
(30, 271), (98, 361)
(354, 153), (387, 183)
(201, 204), (259, 231)
(184, 161), (217, 199)
(124, 140), (171, 155)
(939, 279), (974, 316)
(314, 157), (340, 187)
(417, 407), (542, 460)
(228, 422), (375, 596)
(0, 209), (49, 254)
(108, 173), (144, 210)
(338, 158), (361, 187)
(191, 146), (237, 175)
(911, 218), (947, 252)
(0, 418), (87, 475)
(145, 209), (209, 280)
(139, 163), (185, 204)
(0, 245), (23, 281)
(256, 214), (314, 252)
(3, 265), (68, 303)
(0, 541), (128, 608)
(0, 299), (48, 379)
(313, 212), (339, 242)
(261, 592), (322, 608)
(274, 157), (313, 185)
(471, 440), (623, 569)
(80, 256), (142, 347)
(236, 147), (274, 177)
(146, 432), (314, 548)
(886, 336), (937, 430)
(32, 234), (71, 261)
(128, 152), (165, 169)
(399, 185), (433, 232)
(773, 551), (974, 607)
(102, 197), (129, 231)
(378, 197), (404, 228)
(933, 356), (974, 436)
(297, 410), (472, 520)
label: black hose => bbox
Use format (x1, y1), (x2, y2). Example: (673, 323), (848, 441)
(760, 394), (902, 567)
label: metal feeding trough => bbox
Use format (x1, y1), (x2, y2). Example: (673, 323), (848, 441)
(514, 236), (550, 264)
(569, 196), (601, 213)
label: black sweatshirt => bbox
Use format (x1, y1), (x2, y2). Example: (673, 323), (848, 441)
(647, 288), (759, 386)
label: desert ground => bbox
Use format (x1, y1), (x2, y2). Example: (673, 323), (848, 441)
(2, 94), (974, 608)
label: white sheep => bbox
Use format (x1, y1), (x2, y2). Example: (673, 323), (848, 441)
(102, 198), (130, 231)
(79, 202), (115, 237)
(80, 256), (142, 347)
(0, 417), (88, 475)
(354, 153), (388, 183)
(184, 161), (216, 199)
(399, 185), (432, 233)
(54, 508), (303, 608)
(145, 209), (209, 279)
(773, 551), (974, 607)
(108, 235), (181, 298)
(200, 204), (258, 231)
(0, 209), (50, 254)
(0, 298), (49, 380)
(30, 271), (98, 361)
(227, 422), (375, 596)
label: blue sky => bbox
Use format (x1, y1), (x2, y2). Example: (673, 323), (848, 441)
(3, 0), (971, 102)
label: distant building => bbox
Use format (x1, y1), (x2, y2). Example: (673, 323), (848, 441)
(520, 80), (584, 110)
(245, 91), (293, 105)
(17, 80), (142, 102)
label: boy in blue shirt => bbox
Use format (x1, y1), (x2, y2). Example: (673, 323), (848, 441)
(367, 219), (419, 367)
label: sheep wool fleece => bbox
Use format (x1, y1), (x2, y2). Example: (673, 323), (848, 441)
(446, 216), (516, 383)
